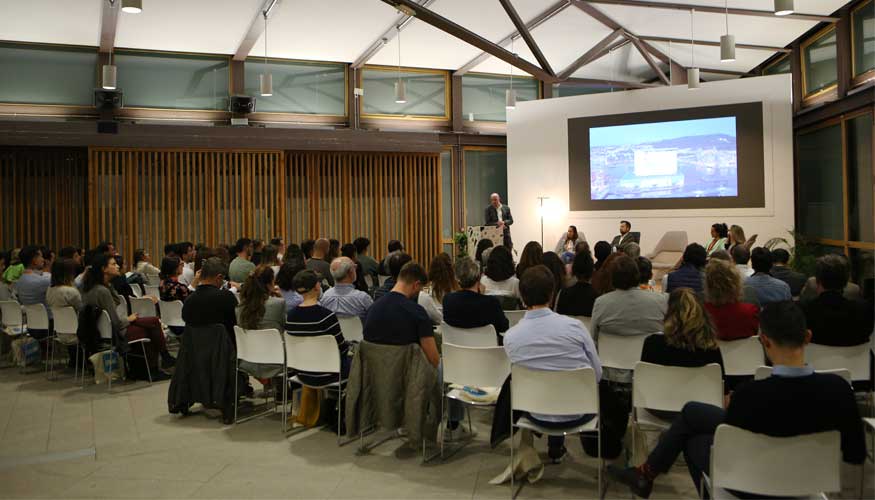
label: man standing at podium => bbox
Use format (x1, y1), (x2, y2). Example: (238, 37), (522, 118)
(485, 193), (513, 250)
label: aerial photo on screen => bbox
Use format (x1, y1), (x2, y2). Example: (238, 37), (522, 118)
(589, 116), (738, 201)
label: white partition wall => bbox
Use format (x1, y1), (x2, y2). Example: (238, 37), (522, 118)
(506, 75), (794, 255)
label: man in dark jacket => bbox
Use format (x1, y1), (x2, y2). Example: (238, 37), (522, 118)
(485, 193), (514, 250)
(182, 258), (237, 339)
(803, 254), (874, 347)
(665, 243), (706, 294)
(770, 248), (806, 297)
(442, 256), (509, 345)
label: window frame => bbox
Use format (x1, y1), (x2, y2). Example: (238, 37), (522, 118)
(359, 65), (450, 121)
(850, 0), (875, 86)
(800, 25), (839, 100)
(761, 53), (791, 76)
(243, 56), (348, 118)
(461, 71), (541, 124)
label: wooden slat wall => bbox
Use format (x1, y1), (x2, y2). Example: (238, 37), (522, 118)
(0, 148), (88, 251)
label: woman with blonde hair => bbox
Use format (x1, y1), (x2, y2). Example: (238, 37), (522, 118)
(703, 259), (759, 340)
(642, 288), (723, 371)
(728, 224), (746, 253)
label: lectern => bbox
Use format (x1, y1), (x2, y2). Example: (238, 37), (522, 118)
(465, 225), (503, 260)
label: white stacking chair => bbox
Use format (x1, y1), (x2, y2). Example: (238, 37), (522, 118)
(440, 343), (510, 457)
(805, 343), (870, 385)
(1, 300), (27, 343)
(598, 333), (648, 371)
(284, 334), (350, 444)
(754, 365), (852, 384)
(377, 275), (390, 287)
(22, 303), (49, 373)
(571, 315), (593, 334)
(504, 310), (526, 328)
(143, 285), (160, 299)
(439, 323), (497, 347)
(158, 300), (185, 339)
(702, 424), (840, 499)
(337, 315), (363, 343)
(718, 336), (765, 377)
(130, 284), (143, 298)
(510, 365), (602, 498)
(48, 306), (82, 382)
(232, 326), (285, 426)
(115, 299), (128, 320)
(129, 297), (157, 318)
(96, 309), (151, 388)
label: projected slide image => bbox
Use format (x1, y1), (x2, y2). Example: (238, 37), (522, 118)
(589, 116), (738, 200)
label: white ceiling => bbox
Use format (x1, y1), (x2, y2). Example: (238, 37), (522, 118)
(0, 0), (850, 83)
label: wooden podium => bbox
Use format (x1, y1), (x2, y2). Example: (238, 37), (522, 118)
(466, 225), (503, 260)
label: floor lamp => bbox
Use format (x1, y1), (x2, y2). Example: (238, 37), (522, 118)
(537, 196), (549, 248)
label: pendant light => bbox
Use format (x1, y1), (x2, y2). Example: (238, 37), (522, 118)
(774, 0), (794, 16)
(394, 25), (407, 104)
(505, 38), (516, 110)
(259, 10), (272, 97)
(720, 0), (735, 62)
(102, 1), (116, 91)
(687, 9), (700, 90)
(121, 0), (142, 14)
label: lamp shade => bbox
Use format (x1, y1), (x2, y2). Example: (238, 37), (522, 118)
(687, 67), (700, 89)
(394, 80), (407, 104)
(102, 64), (117, 90)
(259, 73), (273, 97)
(121, 0), (142, 13)
(774, 0), (794, 16)
(505, 88), (516, 110)
(720, 34), (736, 62)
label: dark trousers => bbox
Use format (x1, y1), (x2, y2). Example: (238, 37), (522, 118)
(648, 402), (725, 492)
(527, 413), (596, 455)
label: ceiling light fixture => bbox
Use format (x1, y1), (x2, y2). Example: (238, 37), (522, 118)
(506, 38), (516, 110)
(720, 0), (735, 62)
(259, 9), (272, 97)
(394, 25), (407, 104)
(121, 0), (142, 14)
(774, 0), (794, 16)
(687, 9), (700, 90)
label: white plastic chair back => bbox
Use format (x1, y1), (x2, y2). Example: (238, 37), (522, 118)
(633, 362), (723, 412)
(234, 327), (284, 366)
(97, 310), (112, 340)
(805, 343), (870, 383)
(50, 307), (79, 336)
(571, 315), (593, 334)
(143, 285), (160, 299)
(129, 297), (156, 318)
(284, 334), (340, 374)
(115, 300), (128, 320)
(130, 285), (143, 298)
(22, 303), (49, 331)
(337, 315), (364, 342)
(377, 275), (390, 287)
(710, 424), (840, 498)
(718, 336), (764, 376)
(754, 365), (852, 384)
(158, 300), (185, 327)
(0, 300), (24, 329)
(599, 333), (648, 370)
(442, 343), (510, 388)
(511, 365), (599, 416)
(504, 310), (526, 327)
(439, 322), (497, 347)
(364, 275), (375, 290)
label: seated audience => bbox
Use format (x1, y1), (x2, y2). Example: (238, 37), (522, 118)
(637, 257), (654, 291)
(306, 238), (334, 286)
(514, 241), (543, 278)
(574, 240), (590, 257)
(703, 259), (759, 341)
(706, 223), (729, 255)
(503, 265), (605, 463)
(731, 244), (754, 278)
(373, 252), (412, 301)
(276, 259), (305, 313)
(554, 225), (583, 259)
(610, 301), (865, 498)
(475, 239), (494, 270)
(592, 241), (611, 271)
(541, 251), (568, 306)
(237, 266), (286, 332)
(229, 238), (255, 283)
(799, 275), (862, 304)
(159, 256), (191, 302)
(353, 237), (379, 282)
(2, 248), (23, 284)
(666, 243), (707, 294)
(620, 242), (641, 260)
(418, 253), (458, 324)
(727, 224), (746, 254)
(591, 252), (622, 295)
(175, 242), (196, 286)
(769, 248), (806, 296)
(40, 248), (55, 275)
(12, 245), (51, 307)
(708, 250), (761, 307)
(270, 237), (286, 262)
(745, 247), (791, 305)
(803, 254), (874, 346)
(556, 251), (598, 317)
(285, 270), (349, 385)
(182, 257), (238, 338)
(319, 257), (373, 320)
(250, 239), (265, 266)
(480, 246), (519, 298)
(133, 249), (160, 285)
(108, 255), (137, 299)
(260, 244), (281, 276)
(442, 257), (509, 343)
(46, 258), (82, 312)
(301, 239), (315, 260)
(328, 239), (341, 262)
(378, 239), (404, 276)
(643, 288), (723, 372)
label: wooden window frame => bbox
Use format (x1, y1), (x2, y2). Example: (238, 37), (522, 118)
(850, 0), (875, 87)
(800, 25), (840, 104)
(242, 56), (348, 121)
(359, 65), (450, 121)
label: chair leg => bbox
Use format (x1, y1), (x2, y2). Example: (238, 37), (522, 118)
(234, 368), (239, 425)
(142, 344), (152, 384)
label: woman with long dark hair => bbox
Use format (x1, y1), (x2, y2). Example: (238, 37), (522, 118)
(276, 259), (306, 313)
(554, 225), (583, 256)
(515, 241), (543, 278)
(159, 256), (191, 302)
(541, 251), (567, 308)
(418, 253), (459, 324)
(481, 246), (519, 299)
(707, 223), (729, 255)
(237, 266), (286, 332)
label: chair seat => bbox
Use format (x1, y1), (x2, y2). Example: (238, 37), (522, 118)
(702, 474), (826, 500)
(446, 387), (498, 406)
(3, 326), (27, 336)
(127, 338), (151, 345)
(55, 335), (79, 346)
(635, 409), (673, 430)
(515, 415), (599, 436)
(288, 374), (346, 390)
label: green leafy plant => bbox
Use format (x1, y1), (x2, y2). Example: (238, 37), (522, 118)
(763, 230), (818, 277)
(453, 231), (468, 260)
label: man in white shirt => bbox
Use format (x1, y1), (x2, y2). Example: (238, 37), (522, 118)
(610, 220), (634, 252)
(731, 245), (755, 278)
(176, 242), (196, 286)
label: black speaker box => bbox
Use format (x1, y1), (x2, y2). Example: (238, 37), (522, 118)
(230, 95), (256, 114)
(94, 89), (123, 111)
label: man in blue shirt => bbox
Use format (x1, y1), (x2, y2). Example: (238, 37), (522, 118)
(745, 247), (791, 305)
(319, 257), (373, 320)
(503, 264), (602, 463)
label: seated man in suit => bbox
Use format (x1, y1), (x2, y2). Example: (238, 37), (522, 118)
(769, 248), (806, 297)
(609, 301), (865, 497)
(803, 254), (874, 346)
(610, 220), (635, 252)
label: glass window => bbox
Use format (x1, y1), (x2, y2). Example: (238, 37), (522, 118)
(440, 150), (453, 240)
(797, 124), (844, 240)
(552, 84), (613, 97)
(802, 28), (838, 96)
(244, 59), (345, 115)
(852, 0), (875, 77)
(462, 74), (538, 123)
(464, 149), (507, 227)
(848, 113), (874, 242)
(850, 248), (874, 300)
(763, 55), (791, 76)
(115, 50), (230, 110)
(0, 43), (97, 106)
(361, 68), (447, 118)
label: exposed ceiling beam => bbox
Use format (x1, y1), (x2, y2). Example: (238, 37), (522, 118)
(498, 0), (555, 77)
(98, 0), (120, 53)
(558, 77), (659, 89)
(454, 0), (570, 76)
(352, 0), (437, 69)
(580, 0), (838, 23)
(233, 0), (283, 61)
(637, 35), (792, 53)
(557, 28), (623, 80)
(697, 67), (750, 76)
(629, 37), (669, 85)
(380, 0), (554, 81)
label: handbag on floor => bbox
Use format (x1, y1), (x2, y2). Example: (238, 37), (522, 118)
(89, 350), (125, 384)
(11, 337), (40, 367)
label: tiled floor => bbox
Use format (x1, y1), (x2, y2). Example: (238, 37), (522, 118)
(0, 368), (871, 499)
